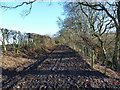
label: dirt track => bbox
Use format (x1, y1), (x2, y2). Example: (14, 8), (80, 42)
(2, 45), (120, 89)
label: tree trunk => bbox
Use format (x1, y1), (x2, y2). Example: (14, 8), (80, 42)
(16, 39), (20, 54)
(91, 49), (95, 68)
(103, 46), (107, 74)
(112, 28), (119, 70)
(112, 2), (120, 70)
(118, 2), (120, 71)
(2, 41), (6, 53)
(1, 29), (6, 53)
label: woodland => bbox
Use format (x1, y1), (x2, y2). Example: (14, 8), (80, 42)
(0, 1), (120, 77)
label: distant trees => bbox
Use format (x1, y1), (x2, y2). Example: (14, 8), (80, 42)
(0, 28), (54, 55)
(0, 28), (7, 52)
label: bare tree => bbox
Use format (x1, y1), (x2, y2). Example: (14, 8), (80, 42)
(77, 1), (120, 70)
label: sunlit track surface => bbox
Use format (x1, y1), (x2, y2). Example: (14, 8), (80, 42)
(2, 45), (120, 89)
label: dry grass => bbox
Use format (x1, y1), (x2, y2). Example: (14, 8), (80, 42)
(86, 60), (120, 80)
(94, 63), (120, 79)
(0, 56), (36, 71)
(0, 45), (55, 71)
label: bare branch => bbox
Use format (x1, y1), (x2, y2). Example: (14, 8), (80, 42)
(0, 0), (36, 9)
(0, 0), (36, 15)
(78, 2), (118, 27)
(23, 3), (33, 16)
(100, 20), (112, 36)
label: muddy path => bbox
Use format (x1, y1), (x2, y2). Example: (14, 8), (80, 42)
(2, 45), (120, 89)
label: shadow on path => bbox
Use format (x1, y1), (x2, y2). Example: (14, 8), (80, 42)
(2, 45), (110, 89)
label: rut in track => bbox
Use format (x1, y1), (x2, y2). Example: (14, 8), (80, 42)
(2, 45), (120, 89)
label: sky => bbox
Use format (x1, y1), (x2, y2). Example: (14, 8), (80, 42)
(0, 2), (65, 36)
